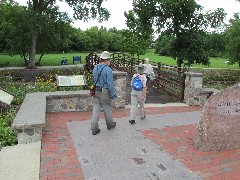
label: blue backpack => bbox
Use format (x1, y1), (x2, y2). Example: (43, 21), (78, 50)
(132, 76), (143, 91)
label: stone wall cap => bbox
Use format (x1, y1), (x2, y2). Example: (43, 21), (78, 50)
(12, 93), (46, 128)
(184, 72), (204, 77)
(201, 88), (220, 94)
(113, 71), (127, 75)
(47, 90), (89, 99)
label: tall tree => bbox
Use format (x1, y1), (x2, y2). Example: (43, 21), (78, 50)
(0, 2), (72, 65)
(155, 32), (175, 56)
(226, 13), (240, 67)
(127, 0), (226, 67)
(19, 0), (110, 68)
(124, 10), (152, 57)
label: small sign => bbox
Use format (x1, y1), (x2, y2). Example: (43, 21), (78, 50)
(217, 100), (240, 116)
(0, 89), (14, 105)
(57, 75), (85, 87)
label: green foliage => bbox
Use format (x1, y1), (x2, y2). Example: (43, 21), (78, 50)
(129, 0), (226, 67)
(0, 66), (93, 105)
(171, 30), (210, 67)
(27, 0), (110, 68)
(193, 68), (240, 90)
(0, 109), (18, 147)
(34, 74), (57, 92)
(155, 33), (175, 56)
(0, 0), (110, 68)
(226, 13), (240, 67)
(123, 10), (152, 56)
(0, 2), (73, 66)
(206, 32), (227, 58)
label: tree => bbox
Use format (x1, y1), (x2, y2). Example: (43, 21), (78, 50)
(128, 0), (226, 67)
(123, 10), (152, 57)
(18, 0), (110, 68)
(0, 2), (72, 65)
(226, 13), (240, 67)
(36, 7), (73, 65)
(206, 32), (226, 57)
(0, 2), (31, 64)
(155, 33), (175, 56)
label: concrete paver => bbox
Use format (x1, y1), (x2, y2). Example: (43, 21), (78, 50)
(0, 142), (41, 180)
(41, 106), (200, 180)
(67, 111), (202, 180)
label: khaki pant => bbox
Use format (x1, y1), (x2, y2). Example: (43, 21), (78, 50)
(129, 89), (145, 120)
(91, 89), (114, 132)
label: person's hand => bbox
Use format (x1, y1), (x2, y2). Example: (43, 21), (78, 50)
(111, 94), (117, 100)
(141, 95), (146, 101)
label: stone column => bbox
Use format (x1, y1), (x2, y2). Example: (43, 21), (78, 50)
(112, 71), (127, 108)
(184, 72), (203, 106)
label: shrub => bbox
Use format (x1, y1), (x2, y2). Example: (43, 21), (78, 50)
(0, 109), (18, 148)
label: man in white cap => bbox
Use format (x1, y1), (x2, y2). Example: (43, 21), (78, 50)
(143, 58), (154, 87)
(91, 51), (116, 135)
(129, 63), (147, 124)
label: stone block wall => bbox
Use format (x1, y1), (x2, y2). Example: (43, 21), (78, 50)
(46, 71), (127, 112)
(16, 126), (42, 144)
(184, 72), (219, 106)
(12, 70), (127, 144)
(46, 93), (92, 112)
(184, 72), (204, 106)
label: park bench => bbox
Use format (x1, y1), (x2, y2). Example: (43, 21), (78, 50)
(0, 88), (14, 114)
(73, 56), (81, 64)
(56, 74), (86, 90)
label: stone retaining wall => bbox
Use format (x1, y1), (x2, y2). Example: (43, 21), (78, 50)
(184, 72), (219, 106)
(12, 71), (127, 144)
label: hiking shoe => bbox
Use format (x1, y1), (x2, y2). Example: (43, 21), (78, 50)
(129, 120), (135, 124)
(107, 122), (116, 130)
(92, 129), (100, 135)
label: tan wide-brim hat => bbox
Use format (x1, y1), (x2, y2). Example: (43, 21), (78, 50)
(136, 63), (145, 74)
(100, 51), (111, 60)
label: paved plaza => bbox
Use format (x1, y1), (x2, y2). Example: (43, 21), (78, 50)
(40, 106), (240, 180)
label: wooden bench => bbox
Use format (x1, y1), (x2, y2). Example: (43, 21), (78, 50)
(56, 74), (86, 90)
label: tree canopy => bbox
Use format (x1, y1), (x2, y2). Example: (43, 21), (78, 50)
(10, 0), (111, 68)
(126, 0), (226, 67)
(226, 13), (240, 67)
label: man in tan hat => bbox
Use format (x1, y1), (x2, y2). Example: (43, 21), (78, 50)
(91, 51), (116, 135)
(129, 63), (147, 124)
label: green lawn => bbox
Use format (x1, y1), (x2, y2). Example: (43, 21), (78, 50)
(0, 52), (90, 67)
(139, 49), (239, 69)
(0, 49), (239, 69)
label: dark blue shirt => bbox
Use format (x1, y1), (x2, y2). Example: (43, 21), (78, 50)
(93, 63), (115, 98)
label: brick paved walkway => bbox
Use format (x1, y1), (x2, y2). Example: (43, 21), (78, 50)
(143, 124), (240, 180)
(40, 106), (240, 180)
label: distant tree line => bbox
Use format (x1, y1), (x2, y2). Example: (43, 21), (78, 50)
(0, 1), (151, 66)
(0, 0), (240, 67)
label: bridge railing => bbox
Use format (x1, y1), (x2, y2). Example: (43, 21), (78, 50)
(85, 52), (186, 102)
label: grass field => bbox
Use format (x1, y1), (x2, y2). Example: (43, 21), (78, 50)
(0, 49), (239, 69)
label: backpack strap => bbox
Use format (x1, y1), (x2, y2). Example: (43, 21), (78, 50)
(94, 65), (107, 87)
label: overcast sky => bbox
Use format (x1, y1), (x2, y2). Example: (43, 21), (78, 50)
(15, 0), (240, 30)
